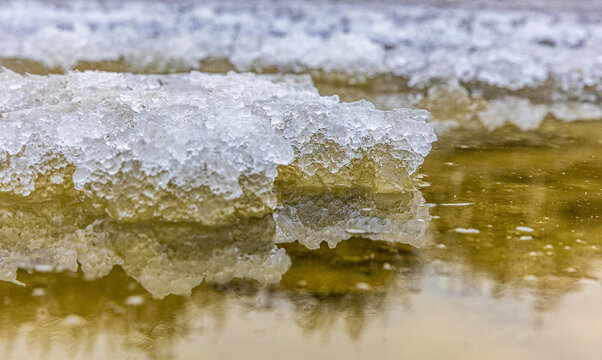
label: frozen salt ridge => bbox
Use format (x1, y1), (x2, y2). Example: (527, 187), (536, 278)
(0, 69), (434, 224)
(476, 97), (602, 131)
(0, 0), (601, 102)
(366, 83), (602, 132)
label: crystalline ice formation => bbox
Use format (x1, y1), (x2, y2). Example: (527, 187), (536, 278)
(345, 82), (602, 133)
(0, 0), (601, 103)
(0, 186), (430, 297)
(0, 69), (433, 296)
(0, 69), (434, 224)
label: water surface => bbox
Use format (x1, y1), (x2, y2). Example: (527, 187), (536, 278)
(0, 1), (600, 358)
(1, 117), (600, 360)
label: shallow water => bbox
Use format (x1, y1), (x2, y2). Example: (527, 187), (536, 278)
(1, 1), (601, 359)
(1, 115), (600, 359)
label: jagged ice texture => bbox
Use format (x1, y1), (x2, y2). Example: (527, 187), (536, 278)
(0, 69), (434, 224)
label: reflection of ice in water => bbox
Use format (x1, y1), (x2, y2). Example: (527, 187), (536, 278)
(0, 184), (429, 298)
(0, 237), (424, 359)
(275, 188), (429, 249)
(0, 69), (433, 214)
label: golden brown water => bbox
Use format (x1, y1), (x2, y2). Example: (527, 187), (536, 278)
(1, 0), (601, 354)
(0, 99), (600, 359)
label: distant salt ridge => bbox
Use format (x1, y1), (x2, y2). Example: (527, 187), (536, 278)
(0, 0), (600, 102)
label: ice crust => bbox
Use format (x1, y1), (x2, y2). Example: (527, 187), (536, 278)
(364, 82), (602, 132)
(0, 69), (433, 295)
(0, 0), (601, 102)
(0, 69), (434, 223)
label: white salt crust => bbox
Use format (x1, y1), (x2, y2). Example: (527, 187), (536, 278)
(0, 0), (600, 102)
(0, 69), (434, 222)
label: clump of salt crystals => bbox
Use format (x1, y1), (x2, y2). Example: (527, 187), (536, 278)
(0, 69), (434, 297)
(0, 69), (434, 224)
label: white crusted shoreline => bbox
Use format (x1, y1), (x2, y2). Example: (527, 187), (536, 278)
(0, 0), (600, 102)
